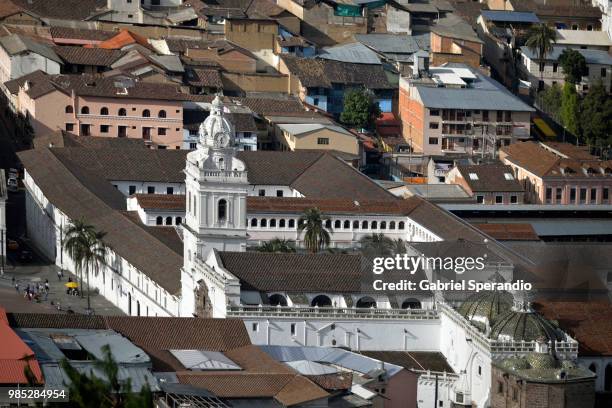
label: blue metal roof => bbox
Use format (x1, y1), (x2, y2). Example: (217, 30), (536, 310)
(481, 10), (540, 23)
(520, 46), (612, 65)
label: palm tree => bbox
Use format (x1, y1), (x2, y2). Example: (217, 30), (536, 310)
(63, 219), (107, 313)
(525, 24), (557, 87)
(359, 233), (395, 258)
(298, 208), (331, 253)
(257, 238), (296, 253)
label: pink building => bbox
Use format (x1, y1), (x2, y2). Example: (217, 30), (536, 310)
(5, 70), (186, 149)
(499, 141), (612, 205)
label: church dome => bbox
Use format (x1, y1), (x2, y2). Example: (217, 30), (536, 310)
(199, 94), (234, 147)
(458, 291), (513, 327)
(489, 309), (563, 342)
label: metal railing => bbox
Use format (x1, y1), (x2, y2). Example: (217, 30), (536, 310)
(226, 304), (439, 320)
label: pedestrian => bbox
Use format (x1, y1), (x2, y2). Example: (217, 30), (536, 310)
(57, 270), (62, 281)
(11, 276), (15, 286)
(14, 282), (19, 293)
(44, 290), (48, 301)
(44, 280), (49, 293)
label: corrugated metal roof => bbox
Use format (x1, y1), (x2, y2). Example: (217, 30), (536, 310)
(170, 350), (242, 370)
(415, 85), (534, 111)
(520, 46), (612, 65)
(356, 33), (429, 55)
(481, 10), (540, 23)
(42, 363), (160, 392)
(319, 42), (381, 64)
(277, 123), (353, 136)
(0, 34), (62, 64)
(285, 360), (338, 375)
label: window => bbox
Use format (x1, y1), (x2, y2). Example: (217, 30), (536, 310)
(218, 199), (227, 221)
(147, 186), (156, 194)
(252, 323), (259, 332)
(334, 220), (341, 229)
(158, 110), (166, 118)
(361, 220), (368, 229)
(429, 137), (439, 145)
(142, 109), (150, 117)
(476, 195), (484, 204)
(398, 221), (405, 230)
(570, 187), (577, 202)
(497, 381), (503, 394)
(602, 68), (607, 77)
(510, 195), (518, 204)
(371, 221), (377, 229)
(80, 124), (91, 136)
(158, 128), (167, 136)
(556, 188), (563, 202)
(496, 110), (503, 122)
(380, 221), (386, 229)
(478, 366), (482, 376)
(65, 123), (74, 132)
(482, 110), (489, 121)
(100, 124), (110, 133)
(604, 188), (609, 201)
(165, 217), (172, 225)
(580, 188), (587, 203)
(290, 323), (296, 336)
(353, 220), (359, 229)
(389, 221), (395, 229)
(591, 188), (597, 203)
(118, 126), (127, 137)
(317, 137), (329, 145)
(65, 105), (73, 113)
(539, 62), (545, 72)
(468, 173), (479, 180)
(142, 127), (151, 140)
(118, 108), (127, 116)
(279, 219), (286, 228)
(260, 219), (267, 227)
(258, 189), (265, 196)
(189, 142), (197, 149)
(156, 216), (163, 225)
(430, 109), (440, 116)
(100, 107), (109, 115)
(81, 106), (89, 114)
(546, 187), (552, 203)
(288, 219), (295, 228)
(270, 219), (277, 227)
(429, 122), (439, 129)
(276, 190), (283, 197)
(166, 187), (174, 195)
(129, 186), (136, 195)
(553, 63), (558, 73)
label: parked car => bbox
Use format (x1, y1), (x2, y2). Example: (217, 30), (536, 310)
(7, 176), (18, 192)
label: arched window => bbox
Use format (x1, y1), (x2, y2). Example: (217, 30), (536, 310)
(401, 298), (421, 309)
(218, 199), (227, 222)
(269, 294), (287, 307)
(118, 108), (127, 116)
(81, 106), (89, 114)
(371, 221), (377, 229)
(156, 216), (163, 225)
(175, 217), (182, 225)
(605, 364), (612, 391)
(325, 219), (332, 229)
(100, 107), (109, 115)
(270, 219), (277, 227)
(356, 296), (376, 308)
(361, 220), (368, 229)
(311, 295), (332, 307)
(390, 221), (396, 230)
(398, 221), (405, 230)
(380, 221), (386, 229)
(165, 216), (172, 225)
(65, 105), (73, 113)
(344, 220), (350, 229)
(279, 219), (286, 228)
(158, 110), (167, 118)
(589, 363), (597, 373)
(142, 109), (151, 117)
(260, 219), (267, 227)
(353, 220), (359, 229)
(250, 218), (257, 227)
(288, 219), (295, 228)
(334, 220), (341, 229)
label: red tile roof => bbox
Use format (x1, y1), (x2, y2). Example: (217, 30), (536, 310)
(87, 29), (152, 51)
(473, 223), (539, 241)
(0, 308), (43, 385)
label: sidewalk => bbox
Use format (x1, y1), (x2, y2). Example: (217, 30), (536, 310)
(0, 262), (124, 316)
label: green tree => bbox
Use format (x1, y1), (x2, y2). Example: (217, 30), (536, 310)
(340, 88), (381, 129)
(560, 82), (580, 136)
(539, 83), (562, 118)
(558, 49), (588, 84)
(257, 238), (296, 253)
(63, 219), (107, 312)
(525, 24), (557, 83)
(580, 82), (612, 149)
(61, 344), (152, 408)
(359, 233), (395, 258)
(298, 208), (331, 253)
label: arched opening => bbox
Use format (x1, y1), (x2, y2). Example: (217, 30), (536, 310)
(156, 216), (163, 225)
(175, 217), (182, 225)
(311, 295), (332, 307)
(142, 109), (151, 117)
(380, 221), (387, 229)
(158, 110), (167, 118)
(605, 364), (612, 391)
(100, 107), (109, 115)
(390, 221), (396, 230)
(279, 219), (286, 228)
(334, 220), (341, 229)
(270, 219), (277, 227)
(356, 296), (376, 308)
(269, 294), (288, 307)
(218, 199), (227, 222)
(361, 220), (368, 229)
(371, 221), (377, 229)
(353, 220), (359, 229)
(250, 218), (257, 227)
(118, 108), (127, 116)
(128, 292), (132, 315)
(398, 221), (405, 230)
(288, 219), (295, 228)
(344, 220), (350, 229)
(80, 106), (89, 114)
(165, 216), (172, 225)
(260, 219), (267, 227)
(401, 298), (421, 309)
(65, 105), (73, 113)
(589, 363), (597, 374)
(137, 300), (141, 316)
(325, 219), (332, 229)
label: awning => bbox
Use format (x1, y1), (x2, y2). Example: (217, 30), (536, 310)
(533, 118), (555, 138)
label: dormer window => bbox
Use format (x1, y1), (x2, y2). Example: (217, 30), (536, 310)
(586, 167), (596, 175)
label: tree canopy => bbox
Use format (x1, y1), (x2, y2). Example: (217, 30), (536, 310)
(558, 49), (588, 84)
(560, 82), (580, 136)
(525, 24), (556, 79)
(580, 82), (612, 149)
(298, 208), (331, 253)
(340, 87), (381, 129)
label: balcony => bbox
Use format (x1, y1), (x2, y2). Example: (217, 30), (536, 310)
(226, 305), (439, 320)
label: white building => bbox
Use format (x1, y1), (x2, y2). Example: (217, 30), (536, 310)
(0, 170), (6, 275)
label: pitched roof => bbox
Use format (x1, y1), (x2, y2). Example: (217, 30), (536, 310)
(555, 29), (612, 47)
(184, 67), (223, 88)
(456, 164), (524, 192)
(0, 34), (62, 64)
(472, 223), (539, 241)
(480, 10), (540, 23)
(281, 54), (393, 89)
(33, 130), (147, 150)
(0, 309), (43, 385)
(11, 0), (107, 20)
(49, 26), (116, 43)
(319, 42), (381, 64)
(90, 29), (152, 51)
(228, 112), (257, 132)
(134, 194), (186, 210)
(246, 196), (421, 215)
(54, 46), (124, 67)
(360, 351), (454, 373)
(276, 123), (353, 137)
(520, 46), (612, 65)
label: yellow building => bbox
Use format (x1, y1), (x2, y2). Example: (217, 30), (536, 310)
(275, 123), (359, 156)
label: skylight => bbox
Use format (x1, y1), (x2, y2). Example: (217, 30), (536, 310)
(504, 173), (514, 180)
(468, 173), (479, 180)
(170, 350), (242, 371)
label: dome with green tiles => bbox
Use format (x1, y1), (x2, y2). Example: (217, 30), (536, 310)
(525, 352), (557, 369)
(500, 357), (530, 371)
(458, 290), (513, 328)
(489, 309), (563, 342)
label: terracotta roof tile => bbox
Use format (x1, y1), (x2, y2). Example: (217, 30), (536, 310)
(306, 373), (353, 391)
(247, 196), (420, 215)
(184, 67), (223, 88)
(12, 0), (107, 20)
(456, 164), (524, 192)
(473, 223), (539, 241)
(50, 27), (116, 42)
(134, 194), (186, 210)
(54, 46), (124, 67)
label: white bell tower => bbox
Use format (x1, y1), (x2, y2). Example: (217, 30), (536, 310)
(180, 95), (248, 317)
